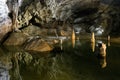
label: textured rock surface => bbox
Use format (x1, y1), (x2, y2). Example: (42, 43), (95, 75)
(25, 38), (53, 52)
(0, 0), (120, 44)
(3, 25), (47, 46)
(3, 32), (28, 45)
(0, 0), (12, 42)
(18, 0), (100, 26)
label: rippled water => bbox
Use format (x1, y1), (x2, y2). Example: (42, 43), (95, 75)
(0, 39), (120, 80)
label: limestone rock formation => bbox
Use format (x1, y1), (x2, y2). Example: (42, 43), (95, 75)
(25, 38), (53, 52)
(3, 32), (28, 46)
(0, 0), (120, 44)
(0, 0), (12, 42)
(19, 0), (100, 26)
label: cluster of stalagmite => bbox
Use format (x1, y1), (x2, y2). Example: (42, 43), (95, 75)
(90, 32), (108, 68)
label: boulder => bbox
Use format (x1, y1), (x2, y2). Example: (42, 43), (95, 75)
(3, 25), (48, 46)
(3, 32), (28, 46)
(22, 25), (47, 37)
(25, 38), (53, 52)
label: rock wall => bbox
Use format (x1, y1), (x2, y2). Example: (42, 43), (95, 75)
(0, 0), (120, 42)
(0, 0), (12, 42)
(18, 0), (120, 35)
(19, 0), (99, 25)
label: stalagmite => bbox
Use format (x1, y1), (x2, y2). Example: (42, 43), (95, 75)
(72, 29), (75, 40)
(71, 29), (75, 48)
(99, 43), (106, 57)
(91, 32), (95, 43)
(91, 32), (95, 52)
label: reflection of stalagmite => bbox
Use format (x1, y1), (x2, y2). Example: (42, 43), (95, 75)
(91, 32), (95, 43)
(91, 41), (95, 52)
(107, 35), (110, 46)
(100, 57), (107, 68)
(11, 53), (22, 80)
(60, 39), (63, 50)
(97, 43), (107, 68)
(71, 29), (75, 48)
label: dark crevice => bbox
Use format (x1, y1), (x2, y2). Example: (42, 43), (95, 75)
(29, 16), (42, 27)
(0, 32), (12, 45)
(72, 8), (98, 18)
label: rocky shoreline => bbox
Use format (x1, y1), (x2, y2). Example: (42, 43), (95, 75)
(0, 0), (120, 52)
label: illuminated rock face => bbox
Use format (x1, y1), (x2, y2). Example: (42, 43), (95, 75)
(0, 0), (9, 23)
(0, 0), (12, 42)
(18, 0), (100, 27)
(45, 0), (100, 21)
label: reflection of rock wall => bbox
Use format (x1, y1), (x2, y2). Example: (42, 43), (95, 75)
(0, 50), (11, 80)
(0, 68), (10, 80)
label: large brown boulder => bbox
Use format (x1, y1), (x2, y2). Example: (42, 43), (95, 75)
(3, 32), (28, 46)
(25, 38), (53, 52)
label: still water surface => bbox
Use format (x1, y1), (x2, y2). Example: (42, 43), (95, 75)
(0, 39), (120, 80)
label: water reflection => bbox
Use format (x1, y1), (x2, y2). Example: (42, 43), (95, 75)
(0, 47), (11, 80)
(107, 35), (110, 46)
(91, 42), (95, 52)
(71, 38), (75, 48)
(60, 39), (63, 50)
(10, 53), (22, 80)
(0, 39), (120, 80)
(99, 57), (107, 68)
(108, 41), (110, 47)
(95, 41), (107, 68)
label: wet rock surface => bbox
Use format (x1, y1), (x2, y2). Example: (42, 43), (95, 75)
(3, 32), (28, 46)
(0, 0), (120, 49)
(24, 38), (53, 52)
